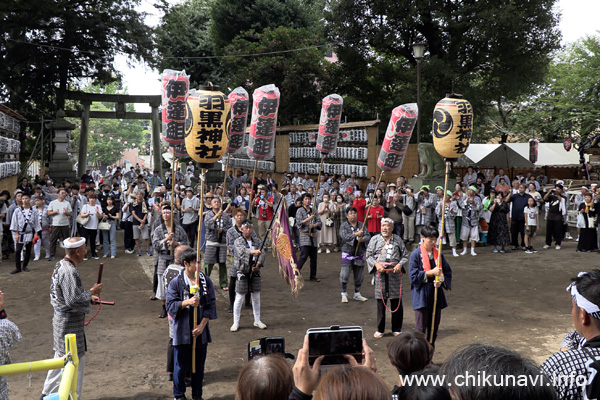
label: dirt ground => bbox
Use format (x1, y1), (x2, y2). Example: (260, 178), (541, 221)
(1, 226), (589, 400)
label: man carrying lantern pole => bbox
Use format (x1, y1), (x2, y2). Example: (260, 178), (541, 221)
(365, 103), (417, 338)
(409, 93), (473, 345)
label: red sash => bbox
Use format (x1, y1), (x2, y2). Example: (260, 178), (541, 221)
(419, 243), (444, 278)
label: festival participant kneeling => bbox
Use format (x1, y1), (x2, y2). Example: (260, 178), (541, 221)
(166, 247), (217, 400)
(339, 206), (370, 303)
(541, 270), (600, 399)
(409, 223), (452, 346)
(366, 217), (408, 338)
(41, 237), (103, 400)
(230, 221), (266, 332)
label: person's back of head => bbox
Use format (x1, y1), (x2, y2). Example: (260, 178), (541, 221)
(440, 343), (557, 400)
(387, 331), (434, 378)
(396, 368), (451, 400)
(236, 354), (293, 400)
(313, 366), (392, 400)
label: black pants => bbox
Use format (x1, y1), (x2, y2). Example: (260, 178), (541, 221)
(298, 245), (318, 280)
(84, 228), (97, 257)
(376, 298), (403, 333)
(49, 225), (70, 257)
(15, 242), (32, 271)
(124, 220), (134, 250)
(415, 304), (442, 346)
(173, 342), (207, 398)
(546, 219), (563, 246)
(510, 219), (525, 247)
(153, 261), (159, 294)
(182, 222), (197, 248)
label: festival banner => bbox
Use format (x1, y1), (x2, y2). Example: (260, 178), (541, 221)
(271, 201), (304, 297)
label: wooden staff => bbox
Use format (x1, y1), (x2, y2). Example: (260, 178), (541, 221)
(170, 159), (177, 255)
(308, 154), (325, 236)
(354, 170), (384, 255)
(222, 153), (230, 193)
(192, 167), (206, 373)
(430, 161), (451, 344)
(247, 159), (258, 218)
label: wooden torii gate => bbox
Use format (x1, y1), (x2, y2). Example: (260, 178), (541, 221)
(64, 90), (163, 178)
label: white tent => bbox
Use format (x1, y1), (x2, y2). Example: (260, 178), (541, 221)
(456, 143), (582, 168)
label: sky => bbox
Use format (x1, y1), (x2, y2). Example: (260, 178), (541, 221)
(117, 0), (600, 112)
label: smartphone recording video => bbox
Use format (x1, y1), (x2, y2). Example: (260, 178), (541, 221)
(307, 326), (363, 369)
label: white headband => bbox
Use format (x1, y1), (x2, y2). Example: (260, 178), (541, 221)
(381, 218), (394, 225)
(567, 272), (600, 319)
(63, 237), (86, 249)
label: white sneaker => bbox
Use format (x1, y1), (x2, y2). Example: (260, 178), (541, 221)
(111, 256), (116, 259)
(460, 249), (467, 255)
(543, 245), (550, 249)
(326, 248), (331, 254)
(555, 245), (561, 250)
(254, 321), (267, 329)
(566, 233), (573, 240)
(442, 237), (447, 245)
(353, 293), (368, 302)
(471, 249), (477, 256)
(341, 293), (349, 303)
(34, 257), (40, 261)
(393, 331), (401, 337)
(576, 236), (580, 242)
(452, 250), (459, 257)
(317, 248), (322, 254)
(230, 323), (239, 332)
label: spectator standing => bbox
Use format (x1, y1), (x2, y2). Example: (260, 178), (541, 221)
(47, 188), (72, 261)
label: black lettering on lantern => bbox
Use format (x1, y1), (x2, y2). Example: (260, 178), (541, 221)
(256, 97), (278, 116)
(198, 111), (223, 128)
(166, 80), (188, 99)
(167, 101), (186, 121)
(194, 144), (223, 159)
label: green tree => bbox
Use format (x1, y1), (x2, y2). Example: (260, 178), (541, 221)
(0, 0), (154, 118)
(324, 0), (561, 141)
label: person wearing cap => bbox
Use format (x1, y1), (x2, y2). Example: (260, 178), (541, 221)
(541, 270), (600, 399)
(41, 237), (103, 400)
(458, 185), (482, 256)
(576, 191), (597, 252)
(436, 190), (459, 257)
(543, 183), (567, 250)
(230, 220), (266, 332)
(366, 217), (408, 338)
(507, 184), (532, 251)
(153, 203), (189, 318)
(415, 185), (436, 241)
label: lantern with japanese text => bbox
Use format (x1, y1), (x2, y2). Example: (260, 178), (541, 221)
(161, 69), (190, 145)
(248, 84), (279, 160)
(173, 142), (188, 158)
(377, 103), (418, 172)
(316, 94), (343, 154)
(529, 139), (539, 163)
(227, 87), (249, 154)
(184, 85), (230, 167)
(432, 94), (473, 160)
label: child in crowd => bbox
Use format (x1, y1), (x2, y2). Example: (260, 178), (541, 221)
(524, 197), (538, 253)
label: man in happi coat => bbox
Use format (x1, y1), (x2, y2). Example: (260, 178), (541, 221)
(366, 218), (408, 339)
(230, 220), (266, 332)
(338, 206), (371, 304)
(153, 203), (189, 318)
(9, 192), (41, 274)
(41, 237), (103, 399)
(296, 193), (322, 282)
(225, 208), (256, 312)
(204, 197), (232, 290)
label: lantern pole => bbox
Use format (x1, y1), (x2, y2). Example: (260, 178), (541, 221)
(222, 153), (230, 193)
(308, 154), (325, 236)
(247, 160), (258, 219)
(192, 167), (206, 373)
(170, 158), (177, 255)
(430, 160), (450, 344)
(354, 170), (385, 256)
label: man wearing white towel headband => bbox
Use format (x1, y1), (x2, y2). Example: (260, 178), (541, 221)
(541, 270), (600, 400)
(41, 237), (103, 400)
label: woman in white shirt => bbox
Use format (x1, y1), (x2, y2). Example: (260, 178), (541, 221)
(79, 193), (103, 259)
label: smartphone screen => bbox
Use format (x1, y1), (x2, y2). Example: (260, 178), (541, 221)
(308, 328), (363, 366)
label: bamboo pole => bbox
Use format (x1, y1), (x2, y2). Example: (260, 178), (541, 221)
(354, 170), (384, 255)
(430, 161), (450, 344)
(247, 160), (258, 219)
(170, 159), (177, 255)
(222, 153), (230, 193)
(308, 154), (325, 236)
(192, 168), (206, 373)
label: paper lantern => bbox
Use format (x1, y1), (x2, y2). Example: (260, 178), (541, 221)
(432, 94), (473, 160)
(142, 145), (146, 149)
(161, 69), (190, 144)
(377, 103), (418, 172)
(132, 143), (136, 147)
(248, 84), (279, 160)
(316, 94), (343, 154)
(91, 130), (94, 134)
(529, 139), (539, 163)
(564, 137), (572, 152)
(117, 139), (121, 143)
(227, 87), (249, 153)
(109, 137), (113, 140)
(124, 141), (128, 145)
(100, 133), (104, 137)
